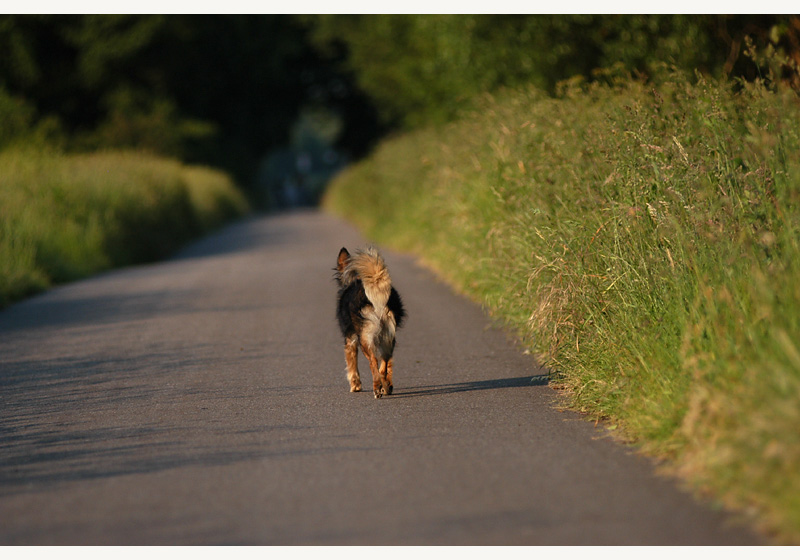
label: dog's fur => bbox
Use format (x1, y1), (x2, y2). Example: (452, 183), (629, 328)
(335, 246), (405, 398)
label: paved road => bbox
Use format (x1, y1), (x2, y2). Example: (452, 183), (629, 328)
(0, 211), (762, 545)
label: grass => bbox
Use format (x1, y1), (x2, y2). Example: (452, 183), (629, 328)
(322, 71), (800, 543)
(0, 149), (249, 307)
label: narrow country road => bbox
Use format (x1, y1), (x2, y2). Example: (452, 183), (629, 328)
(0, 211), (762, 545)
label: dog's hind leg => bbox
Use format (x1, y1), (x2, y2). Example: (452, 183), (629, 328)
(385, 358), (394, 395)
(345, 334), (361, 392)
(361, 342), (388, 399)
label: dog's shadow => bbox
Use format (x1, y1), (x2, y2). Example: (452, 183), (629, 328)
(393, 374), (549, 398)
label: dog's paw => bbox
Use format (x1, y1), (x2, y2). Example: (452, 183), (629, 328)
(350, 384), (362, 392)
(374, 385), (392, 399)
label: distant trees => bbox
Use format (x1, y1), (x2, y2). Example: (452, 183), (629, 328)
(2, 15), (796, 192)
(0, 15), (380, 190)
(308, 15), (799, 127)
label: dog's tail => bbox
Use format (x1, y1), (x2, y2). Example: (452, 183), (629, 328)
(349, 247), (392, 311)
(336, 247), (392, 308)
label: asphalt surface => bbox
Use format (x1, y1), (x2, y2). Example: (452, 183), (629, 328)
(0, 210), (763, 545)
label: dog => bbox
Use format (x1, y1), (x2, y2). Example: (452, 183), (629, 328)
(335, 246), (405, 398)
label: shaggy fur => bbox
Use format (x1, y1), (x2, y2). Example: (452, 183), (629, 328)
(335, 246), (405, 398)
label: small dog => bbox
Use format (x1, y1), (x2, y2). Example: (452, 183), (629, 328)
(335, 246), (405, 398)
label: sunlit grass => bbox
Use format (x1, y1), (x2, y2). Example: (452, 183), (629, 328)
(323, 72), (800, 543)
(0, 149), (249, 307)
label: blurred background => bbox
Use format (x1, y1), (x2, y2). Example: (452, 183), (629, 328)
(2, 14), (798, 209)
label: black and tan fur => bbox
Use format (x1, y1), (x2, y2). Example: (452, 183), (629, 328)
(335, 246), (405, 398)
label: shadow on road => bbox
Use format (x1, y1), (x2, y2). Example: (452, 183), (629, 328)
(0, 424), (330, 496)
(0, 349), (340, 497)
(393, 375), (549, 398)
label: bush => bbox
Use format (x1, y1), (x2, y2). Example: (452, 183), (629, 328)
(0, 86), (65, 150)
(0, 149), (249, 307)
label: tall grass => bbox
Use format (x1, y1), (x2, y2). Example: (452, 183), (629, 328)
(0, 149), (249, 307)
(323, 72), (800, 542)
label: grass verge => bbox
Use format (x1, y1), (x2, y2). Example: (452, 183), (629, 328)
(1, 149), (249, 307)
(322, 72), (800, 543)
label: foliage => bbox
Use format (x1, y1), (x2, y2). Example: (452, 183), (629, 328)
(0, 15), (382, 188)
(2, 15), (796, 185)
(0, 150), (249, 307)
(322, 72), (800, 543)
(309, 15), (797, 128)
(0, 86), (64, 149)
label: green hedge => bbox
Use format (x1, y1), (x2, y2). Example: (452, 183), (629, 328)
(0, 149), (249, 307)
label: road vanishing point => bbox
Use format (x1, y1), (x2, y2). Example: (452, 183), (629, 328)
(0, 211), (763, 545)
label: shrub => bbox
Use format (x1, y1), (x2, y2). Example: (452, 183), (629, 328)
(0, 149), (249, 307)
